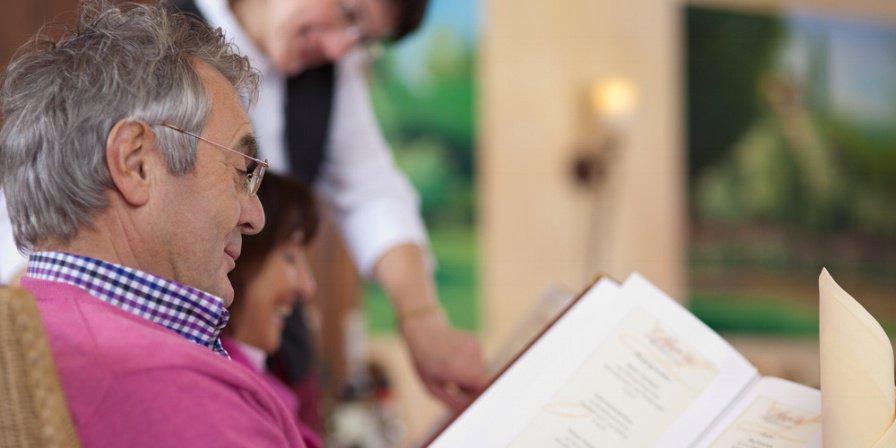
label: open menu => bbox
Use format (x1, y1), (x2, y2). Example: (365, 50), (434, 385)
(428, 274), (821, 448)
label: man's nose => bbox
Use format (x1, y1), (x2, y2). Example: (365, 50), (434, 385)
(239, 194), (265, 235)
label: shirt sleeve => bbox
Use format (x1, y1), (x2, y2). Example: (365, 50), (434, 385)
(0, 192), (27, 283)
(315, 50), (431, 279)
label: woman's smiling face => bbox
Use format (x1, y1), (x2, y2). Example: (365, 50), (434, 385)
(231, 240), (317, 353)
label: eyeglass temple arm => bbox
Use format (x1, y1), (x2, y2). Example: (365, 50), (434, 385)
(160, 123), (269, 168)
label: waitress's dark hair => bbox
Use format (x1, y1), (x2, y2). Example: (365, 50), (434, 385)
(388, 0), (429, 42)
(227, 172), (319, 332)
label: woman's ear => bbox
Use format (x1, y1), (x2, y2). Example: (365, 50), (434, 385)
(105, 120), (156, 206)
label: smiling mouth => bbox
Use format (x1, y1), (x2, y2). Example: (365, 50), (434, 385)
(271, 305), (294, 328)
(275, 305), (293, 320)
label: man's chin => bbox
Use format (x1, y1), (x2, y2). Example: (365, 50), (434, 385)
(206, 272), (235, 307)
(219, 281), (235, 308)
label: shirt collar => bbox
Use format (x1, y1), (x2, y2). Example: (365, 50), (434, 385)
(26, 251), (230, 357)
(234, 340), (268, 373)
(194, 0), (275, 75)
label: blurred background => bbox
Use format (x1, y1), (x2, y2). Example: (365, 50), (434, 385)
(365, 0), (479, 336)
(4, 0), (896, 446)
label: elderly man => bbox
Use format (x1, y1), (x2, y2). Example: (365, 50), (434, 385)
(0, 2), (308, 446)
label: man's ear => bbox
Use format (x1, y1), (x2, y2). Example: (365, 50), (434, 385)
(106, 120), (157, 206)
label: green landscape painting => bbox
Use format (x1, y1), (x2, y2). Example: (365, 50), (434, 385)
(687, 6), (896, 335)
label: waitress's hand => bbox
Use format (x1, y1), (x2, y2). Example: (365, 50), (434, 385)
(400, 310), (488, 411)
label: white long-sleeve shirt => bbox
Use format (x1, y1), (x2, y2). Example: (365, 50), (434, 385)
(0, 0), (429, 283)
(319, 53), (431, 277)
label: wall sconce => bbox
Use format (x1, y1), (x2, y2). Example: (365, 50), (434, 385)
(572, 77), (639, 188)
(590, 77), (639, 128)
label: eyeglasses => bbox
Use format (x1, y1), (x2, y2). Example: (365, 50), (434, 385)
(336, 0), (389, 49)
(338, 0), (372, 45)
(160, 124), (269, 196)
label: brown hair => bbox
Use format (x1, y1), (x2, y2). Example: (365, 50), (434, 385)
(388, 0), (429, 42)
(226, 172), (319, 331)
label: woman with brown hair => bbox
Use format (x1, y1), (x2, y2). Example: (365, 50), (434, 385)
(224, 172), (323, 448)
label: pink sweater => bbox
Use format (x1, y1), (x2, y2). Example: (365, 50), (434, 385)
(222, 338), (323, 448)
(23, 277), (307, 447)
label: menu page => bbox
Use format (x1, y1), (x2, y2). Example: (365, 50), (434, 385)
(429, 275), (757, 448)
(509, 307), (720, 447)
(694, 377), (821, 448)
(430, 279), (629, 448)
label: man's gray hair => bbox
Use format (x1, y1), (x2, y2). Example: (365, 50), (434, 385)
(0, 1), (259, 251)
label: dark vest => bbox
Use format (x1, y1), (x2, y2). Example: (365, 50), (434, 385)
(170, 0), (328, 383)
(170, 0), (334, 184)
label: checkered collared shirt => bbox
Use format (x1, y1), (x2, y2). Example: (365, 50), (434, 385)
(27, 251), (230, 357)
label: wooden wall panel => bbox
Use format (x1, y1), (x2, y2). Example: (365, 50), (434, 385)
(478, 0), (685, 353)
(1, 1), (79, 72)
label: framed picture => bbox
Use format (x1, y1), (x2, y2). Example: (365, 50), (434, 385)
(686, 5), (896, 335)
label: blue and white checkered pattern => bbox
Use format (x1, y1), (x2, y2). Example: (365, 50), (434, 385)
(27, 251), (230, 357)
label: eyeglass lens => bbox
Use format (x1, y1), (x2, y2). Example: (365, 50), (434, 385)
(247, 161), (266, 195)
